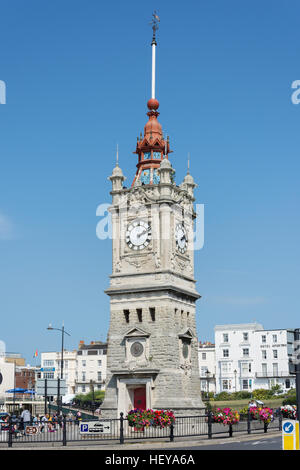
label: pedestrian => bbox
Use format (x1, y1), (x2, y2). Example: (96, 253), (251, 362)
(248, 400), (257, 409)
(40, 415), (47, 432)
(75, 411), (81, 426)
(57, 413), (63, 429)
(20, 408), (31, 434)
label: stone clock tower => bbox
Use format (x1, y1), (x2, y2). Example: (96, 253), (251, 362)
(101, 22), (204, 418)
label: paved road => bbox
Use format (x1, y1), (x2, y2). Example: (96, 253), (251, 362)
(173, 435), (282, 451)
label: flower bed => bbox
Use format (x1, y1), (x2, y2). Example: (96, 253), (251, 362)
(212, 407), (240, 425)
(280, 405), (297, 420)
(126, 409), (175, 430)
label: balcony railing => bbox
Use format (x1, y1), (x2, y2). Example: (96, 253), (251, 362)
(256, 371), (292, 378)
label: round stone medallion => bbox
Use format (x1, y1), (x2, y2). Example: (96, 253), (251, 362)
(131, 341), (144, 358)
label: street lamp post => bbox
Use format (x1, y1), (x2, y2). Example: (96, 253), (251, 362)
(234, 369), (237, 392)
(90, 380), (95, 416)
(13, 360), (16, 415)
(205, 370), (210, 399)
(47, 323), (71, 415)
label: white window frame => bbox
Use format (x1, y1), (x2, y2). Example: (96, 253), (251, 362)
(242, 379), (249, 390)
(223, 333), (229, 343)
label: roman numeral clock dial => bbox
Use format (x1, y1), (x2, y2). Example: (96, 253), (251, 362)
(175, 223), (188, 254)
(126, 219), (151, 250)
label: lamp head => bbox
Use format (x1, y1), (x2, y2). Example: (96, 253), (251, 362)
(47, 323), (53, 330)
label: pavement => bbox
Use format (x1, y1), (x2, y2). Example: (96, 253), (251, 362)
(1, 429), (281, 451)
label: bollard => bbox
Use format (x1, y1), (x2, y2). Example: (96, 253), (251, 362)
(264, 422), (268, 433)
(229, 423), (233, 438)
(119, 412), (124, 444)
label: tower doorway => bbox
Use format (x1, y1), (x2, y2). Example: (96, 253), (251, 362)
(133, 386), (146, 409)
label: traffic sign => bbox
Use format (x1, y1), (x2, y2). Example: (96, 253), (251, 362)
(36, 379), (67, 396)
(80, 420), (111, 435)
(282, 420), (299, 450)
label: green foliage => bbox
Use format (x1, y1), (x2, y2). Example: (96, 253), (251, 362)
(205, 401), (213, 412)
(213, 392), (232, 401)
(74, 390), (105, 403)
(282, 390), (296, 406)
(239, 406), (249, 415)
(269, 385), (284, 396)
(231, 391), (252, 400)
(213, 391), (251, 401)
(285, 387), (296, 397)
(252, 389), (273, 400)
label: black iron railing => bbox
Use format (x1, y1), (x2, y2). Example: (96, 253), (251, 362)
(0, 410), (282, 448)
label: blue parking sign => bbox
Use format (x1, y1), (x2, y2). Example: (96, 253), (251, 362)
(80, 424), (89, 433)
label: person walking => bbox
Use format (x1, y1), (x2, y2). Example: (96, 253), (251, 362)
(40, 414), (47, 433)
(20, 408), (31, 434)
(75, 411), (81, 426)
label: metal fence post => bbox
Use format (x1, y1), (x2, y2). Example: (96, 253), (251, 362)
(278, 410), (282, 431)
(247, 411), (251, 434)
(62, 415), (67, 446)
(120, 412), (124, 444)
(208, 411), (212, 439)
(169, 422), (174, 442)
(8, 417), (13, 448)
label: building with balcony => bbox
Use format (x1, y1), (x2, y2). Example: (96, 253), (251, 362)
(75, 341), (107, 395)
(198, 342), (216, 394)
(40, 350), (77, 395)
(253, 328), (295, 390)
(214, 323), (296, 394)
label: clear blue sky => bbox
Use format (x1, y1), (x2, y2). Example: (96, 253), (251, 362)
(0, 0), (299, 363)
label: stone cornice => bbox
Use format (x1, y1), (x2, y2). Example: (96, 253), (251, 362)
(105, 284), (201, 300)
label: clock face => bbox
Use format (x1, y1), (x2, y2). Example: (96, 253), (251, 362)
(175, 223), (188, 254)
(126, 219), (151, 250)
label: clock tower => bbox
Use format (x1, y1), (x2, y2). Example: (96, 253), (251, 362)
(101, 18), (204, 418)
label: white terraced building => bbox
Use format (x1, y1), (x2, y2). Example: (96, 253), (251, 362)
(40, 341), (107, 397)
(198, 342), (216, 394)
(214, 323), (296, 394)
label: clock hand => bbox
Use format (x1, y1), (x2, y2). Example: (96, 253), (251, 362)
(137, 228), (150, 238)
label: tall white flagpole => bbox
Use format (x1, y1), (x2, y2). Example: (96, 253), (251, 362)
(152, 41), (156, 99)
